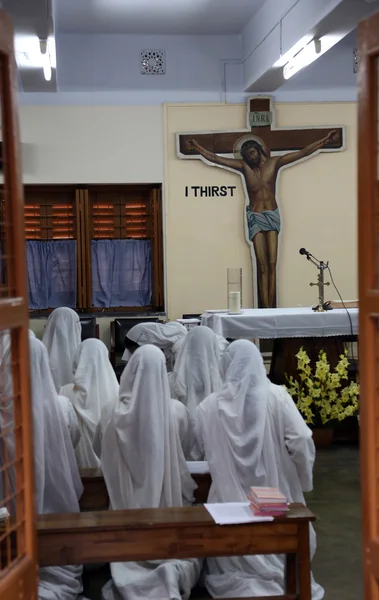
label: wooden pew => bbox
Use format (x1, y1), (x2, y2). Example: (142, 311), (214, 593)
(36, 503), (314, 600)
(79, 468), (212, 510)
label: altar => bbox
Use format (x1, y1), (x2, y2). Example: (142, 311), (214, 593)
(202, 307), (358, 384)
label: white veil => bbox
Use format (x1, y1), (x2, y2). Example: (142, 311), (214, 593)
(102, 344), (194, 508)
(60, 338), (119, 469)
(101, 345), (200, 600)
(196, 340), (324, 599)
(126, 321), (188, 371)
(42, 307), (82, 391)
(0, 335), (85, 599)
(171, 326), (221, 421)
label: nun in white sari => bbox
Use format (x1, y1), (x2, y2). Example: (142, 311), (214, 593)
(196, 339), (324, 600)
(171, 326), (221, 421)
(0, 329), (33, 362)
(125, 321), (188, 371)
(0, 336), (86, 600)
(57, 395), (81, 450)
(60, 338), (119, 469)
(42, 307), (82, 391)
(101, 344), (200, 600)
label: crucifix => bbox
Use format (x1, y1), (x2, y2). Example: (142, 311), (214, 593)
(177, 96), (344, 309)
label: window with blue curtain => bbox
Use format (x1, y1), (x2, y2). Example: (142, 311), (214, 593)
(22, 184), (163, 312)
(92, 239), (151, 308)
(26, 240), (77, 309)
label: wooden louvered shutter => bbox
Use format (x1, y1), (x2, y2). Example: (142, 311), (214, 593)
(88, 185), (163, 310)
(23, 187), (76, 240)
(23, 186), (81, 310)
(358, 11), (379, 600)
(91, 191), (119, 239)
(124, 192), (148, 239)
(90, 187), (148, 240)
(0, 11), (38, 600)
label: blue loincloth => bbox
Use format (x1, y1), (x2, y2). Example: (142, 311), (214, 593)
(245, 206), (281, 241)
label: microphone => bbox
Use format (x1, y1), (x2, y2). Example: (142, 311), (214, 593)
(299, 247), (311, 258)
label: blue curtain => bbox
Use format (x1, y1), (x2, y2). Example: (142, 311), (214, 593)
(26, 240), (77, 309)
(92, 239), (151, 308)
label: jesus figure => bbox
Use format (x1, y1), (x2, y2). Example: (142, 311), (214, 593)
(186, 130), (338, 309)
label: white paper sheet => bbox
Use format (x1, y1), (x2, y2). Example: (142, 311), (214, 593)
(205, 502), (274, 525)
(186, 461), (209, 474)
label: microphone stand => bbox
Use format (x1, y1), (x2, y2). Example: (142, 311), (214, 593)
(306, 255), (331, 312)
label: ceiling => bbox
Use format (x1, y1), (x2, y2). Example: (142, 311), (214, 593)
(3, 0), (52, 37)
(55, 0), (264, 34)
(54, 0), (266, 35)
(1, 0), (364, 95)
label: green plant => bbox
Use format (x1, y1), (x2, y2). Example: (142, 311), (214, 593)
(285, 348), (359, 427)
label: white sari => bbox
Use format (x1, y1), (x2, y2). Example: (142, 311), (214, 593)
(60, 339), (119, 469)
(42, 307), (82, 391)
(101, 344), (200, 600)
(196, 339), (324, 600)
(124, 321), (188, 371)
(171, 326), (221, 421)
(57, 395), (81, 450)
(0, 336), (86, 600)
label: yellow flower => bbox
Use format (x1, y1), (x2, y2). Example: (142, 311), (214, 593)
(329, 373), (342, 389)
(284, 347), (359, 425)
(348, 382), (359, 396)
(296, 348), (310, 362)
(315, 360), (330, 380)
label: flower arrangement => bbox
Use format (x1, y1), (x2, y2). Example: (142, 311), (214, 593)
(285, 348), (359, 427)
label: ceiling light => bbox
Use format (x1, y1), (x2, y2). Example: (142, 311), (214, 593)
(14, 36), (56, 75)
(39, 39), (52, 82)
(283, 39), (321, 79)
(273, 35), (313, 68)
(43, 60), (52, 82)
(282, 35), (342, 80)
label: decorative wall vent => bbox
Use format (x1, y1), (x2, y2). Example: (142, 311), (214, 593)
(140, 50), (165, 75)
(353, 49), (358, 74)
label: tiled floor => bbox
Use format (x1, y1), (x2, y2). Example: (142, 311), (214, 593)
(83, 444), (362, 599)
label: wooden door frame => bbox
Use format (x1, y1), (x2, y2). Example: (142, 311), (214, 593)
(0, 11), (37, 599)
(358, 10), (379, 600)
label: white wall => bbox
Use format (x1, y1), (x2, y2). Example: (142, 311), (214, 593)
(56, 33), (242, 94)
(18, 105), (163, 184)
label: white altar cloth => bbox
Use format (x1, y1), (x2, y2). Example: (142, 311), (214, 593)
(201, 307), (358, 339)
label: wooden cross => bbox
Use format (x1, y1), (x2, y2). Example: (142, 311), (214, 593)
(177, 95), (344, 310)
(177, 97), (343, 159)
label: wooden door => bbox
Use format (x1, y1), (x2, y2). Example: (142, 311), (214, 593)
(359, 10), (379, 600)
(0, 11), (37, 600)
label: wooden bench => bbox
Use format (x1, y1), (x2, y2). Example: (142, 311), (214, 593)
(79, 468), (212, 509)
(36, 503), (313, 600)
